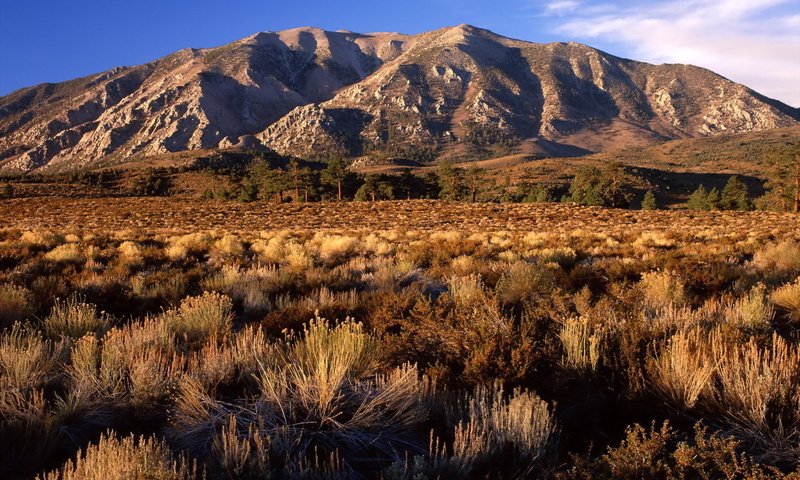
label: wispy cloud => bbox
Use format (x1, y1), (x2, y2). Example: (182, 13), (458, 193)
(543, 0), (800, 106)
(545, 0), (581, 14)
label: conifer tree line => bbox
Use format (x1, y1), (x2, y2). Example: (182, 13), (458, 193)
(188, 151), (799, 212)
(2, 146), (798, 212)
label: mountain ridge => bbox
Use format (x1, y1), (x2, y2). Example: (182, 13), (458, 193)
(1, 24), (798, 173)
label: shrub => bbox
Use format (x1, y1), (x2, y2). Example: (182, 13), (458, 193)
(43, 297), (113, 338)
(0, 283), (34, 328)
(162, 292), (233, 347)
(170, 317), (426, 474)
(400, 385), (556, 478)
(560, 422), (784, 480)
(710, 333), (800, 462)
(771, 278), (800, 324)
(19, 230), (64, 248)
(559, 316), (605, 372)
(726, 283), (774, 329)
(646, 329), (715, 410)
(44, 243), (85, 264)
(639, 270), (686, 312)
(494, 261), (554, 305)
(38, 432), (196, 480)
(753, 241), (800, 272)
(0, 324), (65, 390)
(455, 385), (555, 465)
(317, 234), (361, 264)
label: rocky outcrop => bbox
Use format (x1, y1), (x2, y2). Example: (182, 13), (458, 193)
(0, 24), (797, 173)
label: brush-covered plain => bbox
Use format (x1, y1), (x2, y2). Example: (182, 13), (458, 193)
(1, 201), (800, 479)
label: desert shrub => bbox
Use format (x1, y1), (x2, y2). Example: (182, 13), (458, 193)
(453, 385), (555, 467)
(632, 231), (677, 249)
(494, 261), (555, 305)
(753, 240), (800, 273)
(770, 277), (800, 324)
(0, 283), (34, 328)
(389, 385), (556, 479)
(317, 234), (361, 264)
(646, 328), (715, 410)
(38, 431), (196, 480)
(20, 230), (65, 248)
(44, 243), (85, 264)
(165, 233), (213, 260)
(43, 297), (113, 338)
(726, 283), (774, 329)
(162, 292), (233, 347)
(169, 317), (426, 475)
(559, 422), (786, 479)
(639, 270), (686, 312)
(201, 265), (284, 314)
(117, 241), (143, 269)
(0, 324), (65, 390)
(211, 234), (244, 260)
(710, 333), (800, 462)
(559, 315), (606, 372)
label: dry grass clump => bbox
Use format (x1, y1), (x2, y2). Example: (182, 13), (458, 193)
(0, 324), (65, 390)
(453, 385), (555, 466)
(494, 261), (554, 305)
(726, 283), (774, 329)
(559, 316), (605, 372)
(709, 333), (800, 462)
(646, 329), (715, 410)
(43, 297), (113, 338)
(316, 234), (361, 264)
(770, 277), (800, 324)
(165, 232), (213, 260)
(753, 240), (800, 272)
(38, 432), (196, 480)
(639, 270), (687, 312)
(162, 292), (233, 347)
(0, 283), (34, 328)
(19, 230), (65, 248)
(44, 243), (85, 264)
(169, 317), (426, 475)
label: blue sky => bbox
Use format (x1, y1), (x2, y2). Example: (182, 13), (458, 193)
(1, 0), (798, 105)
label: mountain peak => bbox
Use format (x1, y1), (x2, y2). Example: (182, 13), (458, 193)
(0, 25), (797, 173)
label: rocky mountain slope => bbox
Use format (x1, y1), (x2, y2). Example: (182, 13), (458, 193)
(1, 24), (798, 173)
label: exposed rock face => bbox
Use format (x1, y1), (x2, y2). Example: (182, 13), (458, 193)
(1, 24), (797, 173)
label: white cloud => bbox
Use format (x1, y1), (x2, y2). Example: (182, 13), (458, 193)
(545, 0), (581, 13)
(546, 0), (800, 107)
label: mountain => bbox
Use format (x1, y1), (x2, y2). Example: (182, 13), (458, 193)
(1, 24), (798, 173)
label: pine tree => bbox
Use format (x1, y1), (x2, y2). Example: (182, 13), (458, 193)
(466, 166), (483, 202)
(322, 157), (349, 201)
(237, 180), (258, 203)
(641, 189), (658, 210)
(437, 160), (465, 201)
(720, 176), (752, 211)
(568, 163), (631, 207)
(687, 185), (709, 211)
(706, 187), (720, 210)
